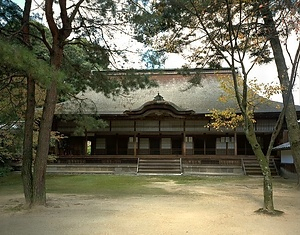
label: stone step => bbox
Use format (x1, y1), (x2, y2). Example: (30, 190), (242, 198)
(139, 165), (180, 169)
(139, 159), (180, 163)
(138, 169), (182, 173)
(137, 158), (182, 175)
(242, 158), (279, 176)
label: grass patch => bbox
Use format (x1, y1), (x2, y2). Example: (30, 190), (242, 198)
(0, 173), (294, 199)
(0, 173), (23, 195)
(46, 175), (170, 197)
(0, 174), (250, 198)
(45, 175), (254, 197)
(164, 175), (251, 185)
(0, 174), (173, 198)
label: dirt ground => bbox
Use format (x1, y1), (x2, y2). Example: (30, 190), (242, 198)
(0, 177), (299, 235)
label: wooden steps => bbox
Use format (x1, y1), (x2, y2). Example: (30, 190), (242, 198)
(242, 157), (279, 176)
(137, 158), (182, 175)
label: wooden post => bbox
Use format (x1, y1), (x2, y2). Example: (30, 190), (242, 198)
(234, 131), (237, 156)
(134, 134), (137, 158)
(84, 129), (87, 156)
(183, 133), (186, 157)
(183, 121), (186, 157)
(204, 136), (206, 155)
(116, 134), (119, 155)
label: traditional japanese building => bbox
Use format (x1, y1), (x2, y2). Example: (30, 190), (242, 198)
(50, 68), (296, 175)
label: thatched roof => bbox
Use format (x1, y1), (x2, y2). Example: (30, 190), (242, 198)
(55, 68), (285, 116)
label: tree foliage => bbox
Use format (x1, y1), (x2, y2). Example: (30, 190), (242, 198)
(0, 0), (158, 206)
(0, 0), (23, 33)
(142, 49), (167, 69)
(206, 76), (282, 132)
(0, 36), (58, 169)
(130, 0), (299, 69)
(206, 108), (244, 130)
(0, 37), (64, 86)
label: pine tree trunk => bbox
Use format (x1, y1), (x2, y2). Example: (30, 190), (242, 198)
(32, 80), (58, 206)
(21, 0), (34, 207)
(22, 75), (35, 207)
(31, 0), (79, 206)
(261, 0), (300, 186)
(32, 37), (63, 205)
(286, 106), (300, 186)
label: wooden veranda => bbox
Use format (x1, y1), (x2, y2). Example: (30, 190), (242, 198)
(47, 154), (280, 176)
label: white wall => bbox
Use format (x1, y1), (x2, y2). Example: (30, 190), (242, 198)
(281, 150), (294, 164)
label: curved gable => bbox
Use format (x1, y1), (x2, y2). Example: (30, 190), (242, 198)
(124, 93), (195, 118)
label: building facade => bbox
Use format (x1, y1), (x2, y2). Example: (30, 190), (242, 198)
(51, 68), (289, 175)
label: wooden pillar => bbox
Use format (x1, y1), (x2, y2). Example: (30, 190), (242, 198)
(204, 135), (206, 155)
(134, 134), (137, 158)
(183, 133), (186, 157)
(84, 129), (87, 155)
(183, 120), (186, 157)
(116, 134), (119, 155)
(226, 141), (228, 155)
(234, 131), (237, 156)
(134, 120), (137, 158)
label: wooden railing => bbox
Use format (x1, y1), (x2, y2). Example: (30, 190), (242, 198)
(55, 155), (137, 164)
(53, 154), (276, 166)
(183, 155), (242, 166)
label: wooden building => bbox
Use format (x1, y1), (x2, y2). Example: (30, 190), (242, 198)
(50, 68), (293, 175)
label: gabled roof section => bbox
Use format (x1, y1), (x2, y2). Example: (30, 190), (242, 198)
(273, 142), (291, 150)
(55, 68), (291, 116)
(124, 93), (195, 118)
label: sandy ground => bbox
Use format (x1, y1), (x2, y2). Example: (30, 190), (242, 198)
(0, 177), (299, 235)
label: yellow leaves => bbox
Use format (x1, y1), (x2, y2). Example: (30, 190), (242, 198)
(49, 131), (67, 147)
(248, 79), (281, 100)
(237, 32), (246, 40)
(208, 71), (281, 132)
(218, 75), (238, 100)
(206, 108), (243, 130)
(218, 95), (228, 103)
(218, 75), (281, 110)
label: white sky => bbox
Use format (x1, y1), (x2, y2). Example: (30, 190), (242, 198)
(12, 0), (300, 104)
